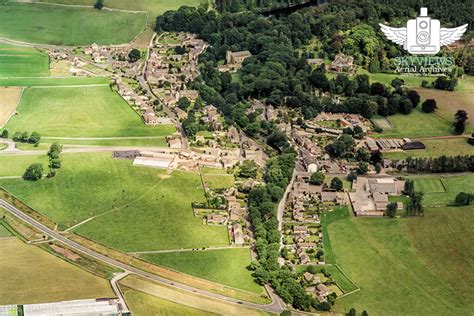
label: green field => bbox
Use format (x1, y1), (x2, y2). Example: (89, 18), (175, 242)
(0, 223), (12, 238)
(141, 248), (262, 293)
(0, 153), (229, 251)
(122, 288), (216, 316)
(373, 109), (453, 138)
(0, 77), (109, 87)
(0, 3), (147, 45)
(0, 154), (49, 177)
(41, 0), (207, 16)
(202, 174), (235, 189)
(383, 138), (474, 160)
(325, 206), (474, 315)
(5, 86), (175, 137)
(411, 174), (474, 206)
(0, 238), (113, 305)
(0, 45), (49, 77)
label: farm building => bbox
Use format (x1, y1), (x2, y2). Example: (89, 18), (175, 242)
(402, 141), (426, 150)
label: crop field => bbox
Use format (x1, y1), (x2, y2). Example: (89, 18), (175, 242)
(0, 77), (109, 87)
(122, 288), (215, 316)
(415, 88), (474, 130)
(0, 86), (22, 127)
(0, 154), (49, 177)
(0, 45), (49, 77)
(383, 138), (474, 160)
(411, 174), (474, 206)
(0, 3), (147, 46)
(120, 275), (268, 316)
(141, 248), (262, 293)
(5, 86), (175, 137)
(0, 238), (113, 305)
(0, 153), (229, 251)
(372, 109), (453, 138)
(326, 207), (474, 315)
(41, 0), (207, 16)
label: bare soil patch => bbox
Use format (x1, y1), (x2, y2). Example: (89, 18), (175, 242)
(0, 86), (22, 127)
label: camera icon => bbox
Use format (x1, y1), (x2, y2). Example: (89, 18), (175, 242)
(406, 8), (440, 54)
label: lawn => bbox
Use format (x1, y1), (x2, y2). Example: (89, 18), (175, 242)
(0, 77), (109, 87)
(411, 174), (474, 206)
(141, 248), (262, 293)
(0, 154), (49, 177)
(5, 86), (175, 137)
(42, 0), (207, 16)
(0, 153), (229, 251)
(326, 207), (474, 315)
(122, 288), (216, 316)
(0, 238), (113, 305)
(0, 45), (49, 77)
(372, 109), (453, 138)
(0, 3), (147, 46)
(0, 86), (22, 127)
(202, 174), (235, 189)
(383, 138), (474, 160)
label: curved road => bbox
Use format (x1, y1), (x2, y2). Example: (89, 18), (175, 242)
(0, 199), (285, 314)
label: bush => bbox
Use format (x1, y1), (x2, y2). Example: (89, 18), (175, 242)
(330, 177), (343, 191)
(1, 129), (8, 138)
(94, 0), (103, 10)
(421, 99), (437, 113)
(309, 172), (325, 185)
(23, 163), (43, 181)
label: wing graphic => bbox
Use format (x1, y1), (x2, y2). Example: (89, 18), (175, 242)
(440, 24), (468, 46)
(379, 24), (407, 47)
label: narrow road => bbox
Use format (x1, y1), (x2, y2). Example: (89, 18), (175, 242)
(277, 168), (296, 250)
(0, 145), (179, 156)
(110, 271), (130, 312)
(0, 199), (285, 314)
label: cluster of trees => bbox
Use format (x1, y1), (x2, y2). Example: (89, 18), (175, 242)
(454, 110), (468, 135)
(238, 159), (258, 178)
(128, 49), (141, 63)
(181, 97), (208, 137)
(23, 163), (43, 181)
(47, 143), (63, 178)
(12, 131), (41, 146)
(454, 192), (474, 206)
(403, 180), (424, 216)
(403, 155), (474, 173)
(348, 308), (369, 316)
(385, 202), (398, 218)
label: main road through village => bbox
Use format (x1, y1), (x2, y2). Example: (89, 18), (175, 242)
(0, 199), (285, 314)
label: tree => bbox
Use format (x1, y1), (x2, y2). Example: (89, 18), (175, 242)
(357, 162), (369, 174)
(12, 131), (22, 142)
(94, 0), (103, 10)
(128, 48), (141, 62)
(361, 311), (369, 316)
(368, 57), (380, 73)
(348, 308), (357, 316)
(421, 99), (437, 113)
(1, 129), (8, 138)
(309, 172), (325, 185)
(385, 202), (398, 218)
(178, 96), (191, 111)
(23, 163), (43, 181)
(455, 192), (473, 205)
(330, 177), (343, 191)
(398, 98), (413, 115)
(454, 110), (468, 134)
(239, 160), (258, 178)
(28, 132), (41, 145)
(406, 90), (421, 108)
(375, 162), (382, 173)
(347, 171), (358, 182)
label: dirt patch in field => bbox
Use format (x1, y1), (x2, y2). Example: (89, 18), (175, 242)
(415, 88), (474, 125)
(50, 244), (80, 261)
(0, 87), (22, 127)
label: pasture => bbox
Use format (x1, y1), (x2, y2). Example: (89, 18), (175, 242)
(141, 248), (262, 293)
(0, 238), (113, 305)
(0, 154), (48, 177)
(326, 207), (474, 315)
(383, 138), (474, 160)
(0, 86), (22, 127)
(122, 288), (215, 316)
(0, 45), (49, 77)
(0, 153), (229, 251)
(0, 3), (147, 46)
(5, 86), (175, 137)
(412, 174), (474, 206)
(372, 109), (453, 138)
(359, 69), (437, 88)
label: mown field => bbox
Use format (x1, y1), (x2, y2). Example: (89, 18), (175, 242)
(0, 76), (109, 87)
(5, 86), (175, 137)
(0, 3), (147, 45)
(0, 154), (49, 177)
(0, 45), (49, 77)
(0, 238), (113, 305)
(122, 288), (216, 316)
(383, 138), (474, 160)
(141, 248), (262, 293)
(0, 153), (229, 251)
(411, 174), (474, 206)
(326, 206), (474, 315)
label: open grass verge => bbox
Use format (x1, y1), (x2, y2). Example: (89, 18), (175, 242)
(0, 3), (147, 45)
(0, 238), (113, 305)
(141, 248), (262, 294)
(5, 86), (175, 137)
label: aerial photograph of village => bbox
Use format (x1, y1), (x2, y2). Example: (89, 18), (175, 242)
(0, 0), (472, 315)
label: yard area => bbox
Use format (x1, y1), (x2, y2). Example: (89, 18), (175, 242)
(0, 45), (49, 77)
(0, 86), (22, 127)
(0, 153), (229, 251)
(0, 238), (113, 305)
(325, 206), (474, 315)
(5, 86), (175, 137)
(202, 174), (236, 189)
(411, 174), (474, 206)
(141, 248), (262, 294)
(0, 3), (147, 45)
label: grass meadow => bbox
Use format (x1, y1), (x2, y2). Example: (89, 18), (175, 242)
(141, 248), (262, 293)
(0, 238), (113, 305)
(202, 174), (235, 189)
(0, 3), (147, 45)
(383, 138), (474, 160)
(0, 77), (109, 87)
(0, 153), (229, 251)
(5, 86), (175, 137)
(0, 45), (49, 77)
(325, 206), (474, 315)
(0, 154), (49, 177)
(411, 174), (474, 206)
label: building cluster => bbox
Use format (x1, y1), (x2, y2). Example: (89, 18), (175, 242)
(303, 272), (336, 303)
(329, 53), (356, 74)
(83, 43), (142, 77)
(309, 112), (369, 135)
(218, 50), (252, 72)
